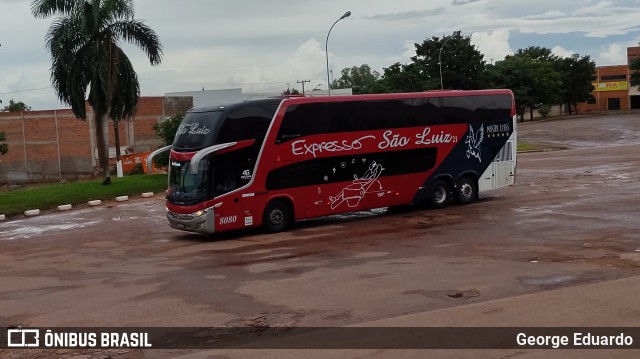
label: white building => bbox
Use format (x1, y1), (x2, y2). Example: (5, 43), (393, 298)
(166, 88), (353, 107)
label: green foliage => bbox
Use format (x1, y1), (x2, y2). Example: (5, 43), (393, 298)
(332, 36), (596, 120)
(378, 31), (486, 92)
(0, 131), (7, 155)
(0, 174), (167, 215)
(380, 62), (427, 93)
(413, 31), (487, 90)
(631, 54), (640, 91)
(281, 88), (301, 95)
(556, 54), (596, 114)
(331, 64), (382, 94)
(2, 99), (32, 112)
(152, 113), (184, 166)
(488, 47), (562, 121)
(538, 104), (552, 118)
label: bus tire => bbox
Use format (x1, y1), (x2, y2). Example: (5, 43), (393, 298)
(455, 177), (477, 205)
(428, 180), (450, 209)
(263, 200), (291, 233)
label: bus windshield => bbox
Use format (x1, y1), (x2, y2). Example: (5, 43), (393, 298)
(167, 159), (211, 206)
(172, 111), (224, 151)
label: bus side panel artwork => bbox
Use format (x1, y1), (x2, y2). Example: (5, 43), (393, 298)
(265, 123), (467, 218)
(162, 90), (517, 235)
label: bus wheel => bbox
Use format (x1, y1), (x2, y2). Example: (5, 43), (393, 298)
(428, 180), (450, 209)
(455, 177), (477, 205)
(263, 200), (291, 233)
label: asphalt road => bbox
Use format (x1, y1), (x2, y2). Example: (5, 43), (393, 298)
(1, 111), (639, 358)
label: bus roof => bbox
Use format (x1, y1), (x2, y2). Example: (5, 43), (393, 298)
(187, 98), (283, 113)
(186, 89), (514, 113)
(282, 89), (514, 106)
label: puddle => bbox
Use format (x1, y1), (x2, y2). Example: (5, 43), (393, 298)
(519, 274), (577, 286)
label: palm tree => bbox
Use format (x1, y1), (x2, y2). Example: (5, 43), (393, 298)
(32, 0), (162, 184)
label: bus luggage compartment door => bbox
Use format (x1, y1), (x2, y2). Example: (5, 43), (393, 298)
(478, 161), (515, 192)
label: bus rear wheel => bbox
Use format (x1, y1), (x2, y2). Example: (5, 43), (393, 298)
(263, 200), (292, 233)
(428, 180), (450, 209)
(455, 177), (477, 205)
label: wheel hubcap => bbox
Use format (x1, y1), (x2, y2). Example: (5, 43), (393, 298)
(270, 209), (284, 226)
(460, 183), (473, 200)
(435, 188), (446, 203)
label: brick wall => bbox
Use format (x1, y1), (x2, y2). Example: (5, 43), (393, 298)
(0, 96), (193, 183)
(577, 65), (630, 112)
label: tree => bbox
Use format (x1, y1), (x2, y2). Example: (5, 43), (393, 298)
(486, 57), (534, 121)
(32, 0), (163, 184)
(489, 47), (561, 121)
(631, 52), (640, 92)
(2, 99), (32, 112)
(152, 113), (183, 167)
(413, 31), (487, 90)
(379, 62), (424, 93)
(513, 47), (562, 120)
(0, 131), (7, 156)
(331, 64), (382, 94)
(281, 88), (301, 96)
(381, 31), (486, 92)
(556, 54), (596, 115)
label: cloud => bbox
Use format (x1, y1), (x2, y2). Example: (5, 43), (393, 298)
(551, 46), (575, 58)
(471, 30), (513, 63)
(228, 39), (329, 92)
(364, 8), (445, 22)
(594, 37), (640, 66)
(523, 10), (567, 20)
(452, 0), (481, 4)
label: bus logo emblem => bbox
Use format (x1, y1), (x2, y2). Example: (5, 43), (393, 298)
(465, 124), (484, 162)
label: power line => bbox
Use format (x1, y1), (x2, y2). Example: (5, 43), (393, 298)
(0, 86), (52, 95)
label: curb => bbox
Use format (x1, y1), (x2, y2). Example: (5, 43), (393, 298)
(24, 209), (40, 217)
(2, 192), (157, 220)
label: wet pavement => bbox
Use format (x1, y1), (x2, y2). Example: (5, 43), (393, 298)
(1, 111), (640, 358)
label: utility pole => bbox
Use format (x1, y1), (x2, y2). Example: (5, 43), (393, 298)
(297, 79), (310, 95)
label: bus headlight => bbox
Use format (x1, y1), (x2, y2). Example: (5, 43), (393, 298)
(192, 207), (214, 218)
(166, 207), (213, 220)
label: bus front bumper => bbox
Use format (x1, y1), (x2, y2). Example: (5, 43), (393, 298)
(166, 209), (216, 234)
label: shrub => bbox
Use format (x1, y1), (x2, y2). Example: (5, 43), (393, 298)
(538, 104), (552, 118)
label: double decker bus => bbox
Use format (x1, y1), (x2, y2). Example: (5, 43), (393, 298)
(149, 89), (516, 234)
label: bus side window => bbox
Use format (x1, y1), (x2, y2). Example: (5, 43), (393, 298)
(473, 95), (513, 123)
(404, 98), (443, 126)
(277, 103), (326, 143)
(217, 104), (274, 144)
(363, 100), (406, 130)
(326, 102), (360, 133)
(442, 96), (476, 124)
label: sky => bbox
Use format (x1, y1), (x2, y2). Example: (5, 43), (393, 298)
(1, 0), (640, 110)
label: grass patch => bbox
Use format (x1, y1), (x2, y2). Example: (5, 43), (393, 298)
(0, 174), (167, 216)
(517, 141), (543, 152)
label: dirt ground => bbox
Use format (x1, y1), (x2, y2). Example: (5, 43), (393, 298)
(1, 111), (639, 358)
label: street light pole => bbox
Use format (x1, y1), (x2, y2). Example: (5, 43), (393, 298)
(439, 36), (452, 90)
(326, 11), (351, 96)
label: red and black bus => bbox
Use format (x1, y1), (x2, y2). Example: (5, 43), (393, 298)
(149, 89), (517, 234)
